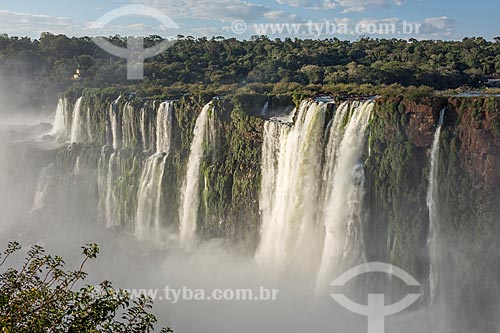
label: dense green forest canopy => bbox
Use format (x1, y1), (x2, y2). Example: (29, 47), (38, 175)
(0, 33), (499, 110)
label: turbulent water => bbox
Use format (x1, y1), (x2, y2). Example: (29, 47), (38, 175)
(50, 98), (67, 138)
(109, 96), (122, 150)
(427, 108), (445, 305)
(135, 102), (174, 241)
(316, 101), (373, 290)
(156, 101), (174, 154)
(70, 97), (83, 143)
(31, 163), (55, 212)
(256, 100), (326, 270)
(179, 102), (214, 248)
(30, 95), (219, 247)
(256, 100), (374, 289)
(3, 92), (496, 333)
(106, 152), (120, 228)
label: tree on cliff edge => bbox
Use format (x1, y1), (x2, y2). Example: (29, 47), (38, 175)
(0, 242), (172, 333)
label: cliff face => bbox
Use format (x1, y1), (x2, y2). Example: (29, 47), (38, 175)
(450, 98), (500, 192)
(366, 96), (500, 252)
(33, 90), (266, 250)
(384, 97), (500, 191)
(376, 97), (500, 187)
(365, 96), (500, 332)
(41, 92), (500, 254)
(13, 91), (500, 330)
(3, 90), (495, 333)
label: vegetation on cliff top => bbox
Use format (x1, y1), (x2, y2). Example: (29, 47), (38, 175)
(1, 34), (500, 110)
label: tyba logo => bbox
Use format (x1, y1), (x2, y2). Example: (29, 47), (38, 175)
(330, 262), (421, 333)
(91, 5), (179, 80)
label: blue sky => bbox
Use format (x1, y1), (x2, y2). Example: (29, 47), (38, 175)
(0, 0), (498, 40)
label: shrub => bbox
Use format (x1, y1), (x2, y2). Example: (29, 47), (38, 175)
(0, 242), (172, 333)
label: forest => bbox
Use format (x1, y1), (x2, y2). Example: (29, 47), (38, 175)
(1, 34), (500, 110)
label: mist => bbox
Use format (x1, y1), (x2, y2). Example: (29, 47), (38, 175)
(0, 99), (466, 333)
(1, 58), (499, 332)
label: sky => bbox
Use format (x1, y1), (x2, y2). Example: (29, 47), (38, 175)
(0, 0), (498, 40)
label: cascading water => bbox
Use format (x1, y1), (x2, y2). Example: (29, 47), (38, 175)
(256, 100), (327, 269)
(156, 102), (174, 154)
(85, 104), (93, 143)
(256, 99), (373, 285)
(8, 86), (500, 332)
(109, 96), (122, 150)
(70, 97), (83, 143)
(31, 164), (55, 212)
(319, 102), (351, 203)
(104, 152), (119, 228)
(261, 101), (269, 116)
(121, 102), (136, 148)
(139, 106), (156, 151)
(427, 108), (445, 305)
(315, 100), (373, 291)
(179, 102), (213, 248)
(50, 98), (67, 138)
(135, 102), (174, 240)
(97, 148), (111, 227)
(96, 147), (126, 229)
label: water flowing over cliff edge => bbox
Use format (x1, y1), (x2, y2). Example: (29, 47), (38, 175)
(1, 91), (500, 332)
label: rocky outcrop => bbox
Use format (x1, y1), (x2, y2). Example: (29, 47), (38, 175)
(366, 95), (500, 333)
(374, 96), (500, 191)
(448, 98), (500, 191)
(13, 90), (498, 332)
(402, 98), (446, 148)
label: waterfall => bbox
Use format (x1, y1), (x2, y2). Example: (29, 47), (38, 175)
(261, 101), (269, 116)
(319, 102), (351, 207)
(156, 102), (174, 154)
(73, 156), (82, 176)
(121, 102), (136, 147)
(140, 107), (148, 150)
(135, 102), (174, 240)
(105, 152), (119, 228)
(316, 100), (373, 291)
(31, 164), (55, 212)
(255, 100), (327, 268)
(427, 108), (445, 305)
(50, 98), (67, 138)
(97, 149), (110, 226)
(139, 106), (156, 151)
(179, 102), (213, 248)
(85, 105), (93, 143)
(97, 149), (121, 228)
(70, 97), (83, 143)
(135, 156), (167, 239)
(109, 96), (122, 150)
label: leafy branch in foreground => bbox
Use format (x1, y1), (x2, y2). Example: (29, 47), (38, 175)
(0, 241), (172, 333)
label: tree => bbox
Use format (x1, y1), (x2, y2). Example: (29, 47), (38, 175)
(0, 242), (172, 333)
(1, 35), (499, 110)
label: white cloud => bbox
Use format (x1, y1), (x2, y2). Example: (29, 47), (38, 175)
(357, 17), (400, 28)
(264, 10), (298, 21)
(190, 26), (228, 37)
(340, 0), (406, 13)
(0, 4), (458, 40)
(0, 10), (75, 36)
(276, 0), (404, 12)
(0, 9), (179, 38)
(288, 16), (456, 39)
(421, 16), (456, 34)
(354, 16), (456, 38)
(275, 0), (337, 10)
(129, 0), (271, 22)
